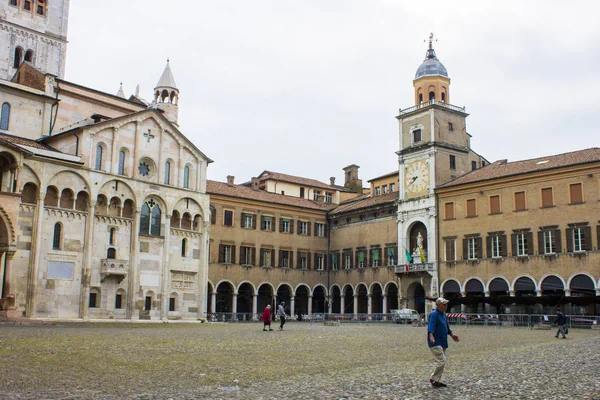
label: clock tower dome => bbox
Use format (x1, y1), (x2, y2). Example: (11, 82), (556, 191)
(394, 35), (487, 316)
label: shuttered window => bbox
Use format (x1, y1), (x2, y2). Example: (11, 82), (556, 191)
(541, 188), (553, 208)
(466, 199), (476, 217)
(514, 191), (526, 211)
(569, 183), (583, 204)
(489, 195), (500, 214)
(444, 202), (455, 220)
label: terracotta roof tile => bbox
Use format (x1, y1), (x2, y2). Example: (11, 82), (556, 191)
(330, 191), (397, 215)
(0, 133), (59, 151)
(257, 170), (351, 192)
(438, 148), (600, 189)
(207, 180), (337, 211)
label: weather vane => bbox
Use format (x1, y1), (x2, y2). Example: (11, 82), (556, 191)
(425, 32), (437, 49)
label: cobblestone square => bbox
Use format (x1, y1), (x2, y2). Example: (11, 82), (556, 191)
(0, 322), (598, 399)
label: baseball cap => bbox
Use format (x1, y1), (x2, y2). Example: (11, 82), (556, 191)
(435, 297), (449, 305)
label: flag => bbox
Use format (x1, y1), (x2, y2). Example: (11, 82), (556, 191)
(388, 248), (396, 265)
(404, 248), (413, 263)
(419, 247), (426, 263)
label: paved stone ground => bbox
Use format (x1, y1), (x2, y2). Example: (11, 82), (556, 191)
(0, 321), (599, 399)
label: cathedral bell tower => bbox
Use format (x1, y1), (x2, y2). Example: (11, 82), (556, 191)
(152, 60), (179, 126)
(413, 33), (450, 105)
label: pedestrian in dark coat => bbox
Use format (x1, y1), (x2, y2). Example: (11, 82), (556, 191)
(262, 305), (273, 331)
(554, 307), (567, 339)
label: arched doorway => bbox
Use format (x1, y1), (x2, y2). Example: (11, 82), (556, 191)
(442, 280), (461, 313)
(257, 284), (274, 313)
(356, 284), (368, 314)
(371, 283), (383, 313)
(331, 286), (341, 313)
(514, 276), (537, 314)
(569, 274), (597, 315)
(295, 285), (309, 317)
(343, 285), (354, 314)
(215, 282), (233, 313)
(488, 278), (510, 314)
(237, 283), (253, 314)
(407, 282), (425, 314)
(386, 283), (398, 312)
(276, 284), (292, 314)
(312, 286), (326, 313)
(465, 279), (485, 313)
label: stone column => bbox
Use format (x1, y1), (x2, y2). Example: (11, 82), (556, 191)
(535, 290), (542, 297)
(460, 291), (467, 313)
(232, 293), (238, 314)
(13, 166), (21, 193)
(2, 251), (15, 299)
(110, 127), (118, 174)
(353, 294), (358, 315)
(484, 291), (491, 314)
(211, 291), (217, 314)
(79, 201), (96, 321)
(132, 121), (140, 178)
(127, 208), (141, 320)
(565, 289), (571, 297)
(340, 296), (345, 315)
(160, 213), (172, 321)
(327, 297), (332, 313)
(252, 294), (258, 319)
(290, 296), (295, 317)
(307, 295), (312, 316)
(26, 192), (45, 317)
(197, 221), (210, 319)
(382, 294), (388, 314)
(367, 294), (372, 315)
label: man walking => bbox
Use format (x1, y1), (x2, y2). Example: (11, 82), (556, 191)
(277, 302), (287, 331)
(554, 307), (567, 339)
(427, 297), (459, 388)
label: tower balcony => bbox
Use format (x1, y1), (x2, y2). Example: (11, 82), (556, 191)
(100, 259), (129, 283)
(395, 263), (435, 275)
(397, 100), (467, 118)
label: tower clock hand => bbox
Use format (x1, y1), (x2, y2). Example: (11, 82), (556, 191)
(411, 176), (418, 183)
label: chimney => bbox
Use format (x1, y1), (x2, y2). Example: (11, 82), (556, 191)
(251, 177), (260, 190)
(330, 177), (336, 186)
(226, 175), (235, 186)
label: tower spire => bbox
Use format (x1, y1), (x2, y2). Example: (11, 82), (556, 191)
(152, 59), (180, 126)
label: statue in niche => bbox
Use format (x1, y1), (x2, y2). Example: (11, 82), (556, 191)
(416, 232), (423, 250)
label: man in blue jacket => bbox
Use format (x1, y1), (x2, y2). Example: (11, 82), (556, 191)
(427, 297), (459, 387)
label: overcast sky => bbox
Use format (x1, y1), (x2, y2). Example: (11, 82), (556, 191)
(66, 1), (600, 185)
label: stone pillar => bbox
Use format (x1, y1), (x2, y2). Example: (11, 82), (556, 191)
(353, 295), (358, 315)
(382, 294), (388, 314)
(367, 294), (372, 315)
(196, 161), (202, 191)
(160, 213), (172, 321)
(211, 292), (217, 314)
(79, 202), (96, 321)
(127, 208), (141, 320)
(308, 295), (312, 316)
(290, 296), (295, 317)
(252, 294), (258, 319)
(197, 221), (209, 319)
(484, 291), (491, 313)
(133, 121), (140, 178)
(232, 293), (238, 314)
(565, 289), (571, 297)
(460, 291), (467, 313)
(2, 251), (15, 299)
(536, 290), (542, 297)
(26, 192), (45, 317)
(340, 296), (345, 315)
(327, 297), (332, 313)
(13, 166), (21, 193)
(110, 127), (118, 174)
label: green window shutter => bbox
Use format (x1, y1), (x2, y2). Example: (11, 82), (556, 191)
(373, 249), (379, 261)
(358, 251), (365, 263)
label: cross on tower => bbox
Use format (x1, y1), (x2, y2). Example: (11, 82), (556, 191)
(143, 129), (155, 143)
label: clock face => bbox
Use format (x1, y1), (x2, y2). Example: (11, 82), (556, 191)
(405, 160), (430, 193)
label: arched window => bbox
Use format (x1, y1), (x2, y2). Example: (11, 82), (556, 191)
(441, 92), (446, 102)
(1, 103), (10, 130)
(74, 135), (79, 156)
(418, 93), (423, 103)
(52, 223), (61, 250)
(139, 199), (161, 236)
(95, 145), (103, 170)
(109, 228), (115, 245)
(107, 248), (116, 259)
(429, 91), (435, 101)
(183, 166), (190, 189)
(24, 49), (33, 63)
(13, 47), (23, 68)
(181, 238), (187, 257)
(118, 150), (125, 175)
(164, 161), (171, 184)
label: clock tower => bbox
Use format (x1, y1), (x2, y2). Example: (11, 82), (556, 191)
(395, 34), (487, 315)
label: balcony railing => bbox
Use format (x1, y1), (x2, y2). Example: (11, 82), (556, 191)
(101, 259), (129, 282)
(395, 263), (435, 274)
(398, 100), (467, 117)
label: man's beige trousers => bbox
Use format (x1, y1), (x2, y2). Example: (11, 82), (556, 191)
(429, 345), (447, 382)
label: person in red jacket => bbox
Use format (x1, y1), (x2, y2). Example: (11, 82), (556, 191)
(262, 305), (273, 331)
